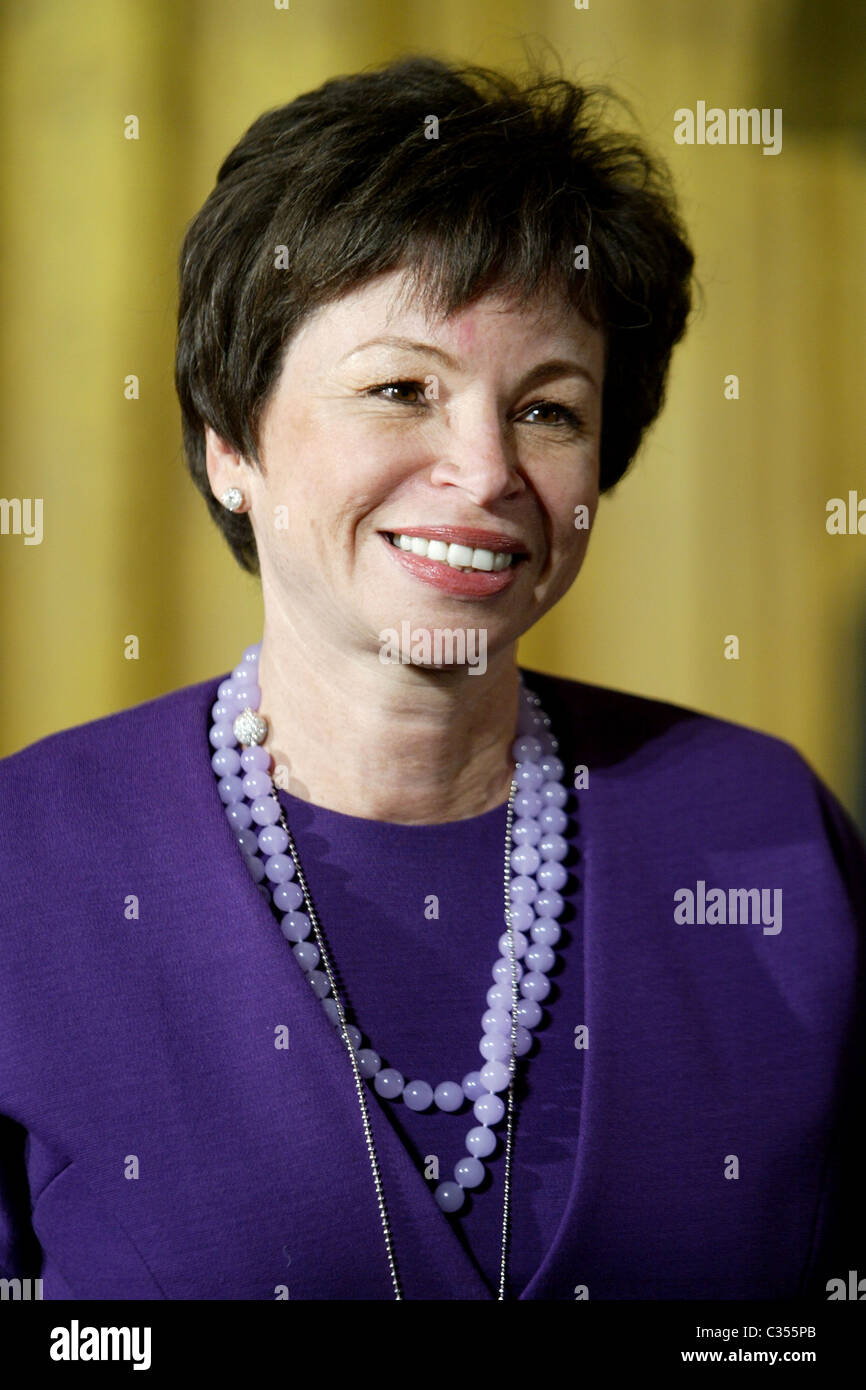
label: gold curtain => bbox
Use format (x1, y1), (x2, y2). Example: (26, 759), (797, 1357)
(2, 0), (864, 821)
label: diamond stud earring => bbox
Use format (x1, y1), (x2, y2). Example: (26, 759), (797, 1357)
(221, 488), (244, 512)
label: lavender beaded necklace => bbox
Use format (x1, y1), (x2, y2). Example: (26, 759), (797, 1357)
(209, 642), (571, 1299)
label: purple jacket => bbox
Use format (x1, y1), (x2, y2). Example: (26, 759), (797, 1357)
(0, 668), (863, 1299)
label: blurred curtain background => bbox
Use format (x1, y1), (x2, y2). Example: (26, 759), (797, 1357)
(1, 0), (865, 828)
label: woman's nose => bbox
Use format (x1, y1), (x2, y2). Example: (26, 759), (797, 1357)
(428, 414), (525, 506)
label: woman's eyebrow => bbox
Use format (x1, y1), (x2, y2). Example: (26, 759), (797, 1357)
(339, 335), (460, 368)
(340, 336), (600, 395)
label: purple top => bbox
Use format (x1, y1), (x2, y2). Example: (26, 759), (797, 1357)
(0, 667), (864, 1300)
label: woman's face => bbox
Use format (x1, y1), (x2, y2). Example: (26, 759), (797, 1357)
(215, 267), (605, 667)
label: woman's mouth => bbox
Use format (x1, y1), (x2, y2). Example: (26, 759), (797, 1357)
(379, 529), (528, 597)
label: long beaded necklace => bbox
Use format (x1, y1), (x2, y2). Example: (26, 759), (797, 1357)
(208, 642), (571, 1300)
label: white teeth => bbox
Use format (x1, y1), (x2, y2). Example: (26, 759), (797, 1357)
(389, 533), (514, 572)
(447, 543), (474, 568)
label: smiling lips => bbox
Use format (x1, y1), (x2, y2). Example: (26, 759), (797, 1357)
(380, 525), (529, 597)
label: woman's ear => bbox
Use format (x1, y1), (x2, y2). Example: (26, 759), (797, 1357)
(205, 426), (250, 511)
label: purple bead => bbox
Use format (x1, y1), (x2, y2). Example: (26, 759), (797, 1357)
(292, 941), (319, 972)
(265, 853), (295, 883)
(434, 1081), (464, 1112)
(243, 770), (272, 799)
(540, 781), (568, 808)
(240, 745), (270, 770)
(520, 971), (551, 1001)
(537, 860), (567, 892)
(243, 853), (265, 883)
(479, 1033), (510, 1063)
(461, 1071), (486, 1101)
(525, 707), (553, 733)
(455, 1156), (485, 1189)
(478, 1034), (511, 1061)
(217, 679), (238, 704)
(513, 790), (542, 818)
(509, 901), (535, 932)
(235, 828), (258, 855)
(339, 1024), (362, 1050)
(273, 880), (304, 912)
(217, 775), (245, 804)
(374, 1068), (404, 1099)
(511, 816), (541, 846)
(356, 1049), (381, 1079)
(403, 1080), (434, 1112)
(474, 1092), (505, 1125)
(515, 998), (543, 1029)
(233, 682), (261, 709)
(514, 763), (544, 791)
(209, 721), (236, 749)
(492, 957), (523, 984)
(539, 833), (568, 862)
(242, 643), (261, 663)
(514, 1025), (533, 1056)
(211, 702), (235, 724)
(434, 1181), (464, 1213)
(232, 661), (253, 683)
(225, 801), (252, 829)
(539, 754), (565, 781)
(535, 889), (564, 919)
(211, 746), (241, 776)
(321, 998), (341, 1026)
(509, 875), (537, 905)
(466, 1125), (497, 1157)
(480, 1060), (511, 1093)
(258, 824), (289, 856)
(526, 942), (556, 974)
(540, 805), (568, 834)
(486, 984), (511, 1010)
(482, 1008), (511, 1035)
(510, 844), (540, 875)
(531, 921), (561, 946)
(250, 796), (280, 826)
(307, 970), (330, 999)
(498, 930), (527, 959)
(279, 911), (310, 942)
(511, 735), (543, 763)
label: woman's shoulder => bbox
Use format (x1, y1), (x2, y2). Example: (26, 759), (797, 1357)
(0, 674), (222, 789)
(522, 664), (866, 904)
(521, 664), (805, 771)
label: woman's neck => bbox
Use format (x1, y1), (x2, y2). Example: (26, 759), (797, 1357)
(254, 631), (521, 824)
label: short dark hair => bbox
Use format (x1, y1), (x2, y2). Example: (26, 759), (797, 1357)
(175, 53), (696, 574)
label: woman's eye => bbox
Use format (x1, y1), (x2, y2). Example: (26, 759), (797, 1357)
(519, 400), (583, 430)
(368, 380), (426, 404)
(365, 383), (583, 431)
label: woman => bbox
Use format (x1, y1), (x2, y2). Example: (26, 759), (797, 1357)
(1, 55), (863, 1302)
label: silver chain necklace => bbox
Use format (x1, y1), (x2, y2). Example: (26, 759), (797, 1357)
(272, 776), (521, 1301)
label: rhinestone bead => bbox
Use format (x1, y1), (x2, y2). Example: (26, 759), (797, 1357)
(233, 707), (269, 746)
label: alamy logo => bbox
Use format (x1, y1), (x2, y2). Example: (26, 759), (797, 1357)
(0, 1277), (43, 1299)
(49, 1320), (151, 1371)
(673, 880), (782, 935)
(378, 622), (487, 674)
(0, 497), (43, 545)
(827, 1271), (866, 1299)
(674, 103), (782, 156)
